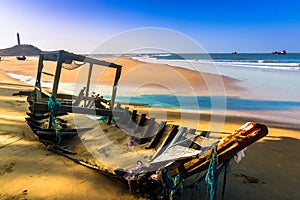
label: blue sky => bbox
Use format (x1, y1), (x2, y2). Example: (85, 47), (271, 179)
(0, 0), (299, 53)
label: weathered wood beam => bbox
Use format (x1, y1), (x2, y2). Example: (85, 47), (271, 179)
(41, 50), (122, 69)
(52, 50), (63, 100)
(41, 71), (55, 77)
(146, 121), (167, 149)
(85, 63), (93, 107)
(35, 53), (44, 89)
(33, 102), (124, 117)
(167, 123), (268, 178)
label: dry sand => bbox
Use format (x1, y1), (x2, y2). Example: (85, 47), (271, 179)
(0, 57), (299, 199)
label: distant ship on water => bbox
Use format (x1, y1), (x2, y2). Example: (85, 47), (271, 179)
(272, 50), (287, 55)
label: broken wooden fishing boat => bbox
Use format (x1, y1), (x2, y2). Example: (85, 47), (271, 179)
(14, 50), (268, 199)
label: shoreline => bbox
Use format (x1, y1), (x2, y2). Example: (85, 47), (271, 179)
(2, 80), (300, 132)
(1, 56), (300, 129)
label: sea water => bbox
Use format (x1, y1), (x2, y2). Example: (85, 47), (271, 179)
(133, 53), (300, 100)
(6, 53), (300, 125)
(130, 53), (300, 125)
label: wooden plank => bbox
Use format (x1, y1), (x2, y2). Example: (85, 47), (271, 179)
(34, 54), (44, 102)
(139, 117), (156, 144)
(108, 66), (121, 125)
(36, 131), (78, 136)
(117, 107), (130, 125)
(161, 125), (179, 148)
(178, 128), (195, 142)
(25, 117), (46, 126)
(110, 66), (122, 110)
(41, 71), (54, 77)
(33, 102), (124, 116)
(26, 121), (42, 132)
(56, 93), (75, 100)
(41, 50), (122, 69)
(52, 50), (63, 100)
(188, 129), (196, 135)
(35, 54), (44, 89)
(36, 128), (92, 133)
(150, 125), (180, 160)
(126, 110), (138, 129)
(26, 112), (49, 120)
(131, 110), (138, 122)
(167, 123), (268, 178)
(38, 87), (51, 97)
(73, 87), (86, 106)
(169, 127), (187, 146)
(94, 95), (110, 109)
(199, 130), (210, 137)
(146, 121), (167, 149)
(85, 99), (94, 108)
(134, 113), (147, 134)
(12, 90), (33, 96)
(138, 114), (147, 126)
(85, 63), (93, 107)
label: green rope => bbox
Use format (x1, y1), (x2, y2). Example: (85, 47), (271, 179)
(205, 142), (219, 200)
(158, 142), (230, 200)
(48, 95), (61, 145)
(167, 142), (230, 200)
(164, 172), (184, 199)
(187, 160), (230, 200)
(98, 116), (108, 122)
(98, 116), (119, 122)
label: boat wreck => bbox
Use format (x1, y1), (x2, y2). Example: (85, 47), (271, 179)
(14, 50), (268, 199)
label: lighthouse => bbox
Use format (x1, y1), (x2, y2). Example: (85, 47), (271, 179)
(17, 32), (21, 45)
(16, 32), (26, 60)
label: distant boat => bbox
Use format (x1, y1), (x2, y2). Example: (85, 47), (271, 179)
(16, 55), (26, 60)
(231, 51), (237, 54)
(272, 50), (286, 55)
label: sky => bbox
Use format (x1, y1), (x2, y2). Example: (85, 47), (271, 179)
(0, 0), (300, 53)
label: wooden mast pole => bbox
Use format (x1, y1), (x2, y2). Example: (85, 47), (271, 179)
(85, 63), (93, 107)
(108, 66), (122, 124)
(52, 51), (63, 100)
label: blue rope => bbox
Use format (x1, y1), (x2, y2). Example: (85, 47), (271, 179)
(186, 160), (230, 200)
(98, 116), (108, 122)
(98, 116), (119, 122)
(164, 172), (184, 199)
(159, 145), (230, 200)
(48, 95), (61, 145)
(170, 144), (230, 200)
(205, 142), (219, 200)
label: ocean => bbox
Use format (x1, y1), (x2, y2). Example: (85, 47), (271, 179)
(128, 53), (300, 125)
(134, 53), (300, 70)
(132, 53), (300, 100)
(6, 53), (300, 126)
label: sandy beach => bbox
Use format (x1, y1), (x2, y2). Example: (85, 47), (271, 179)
(0, 56), (300, 199)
